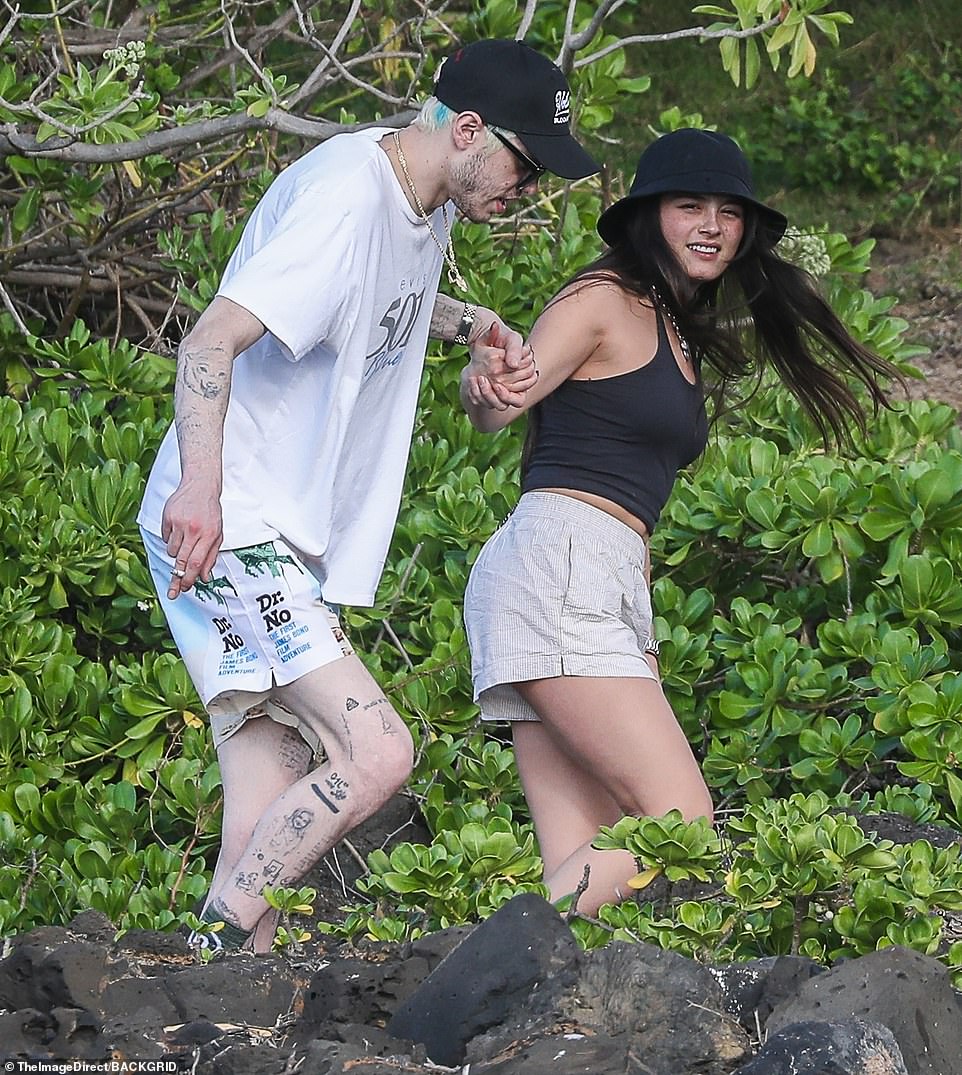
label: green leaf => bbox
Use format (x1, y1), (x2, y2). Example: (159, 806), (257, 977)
(12, 188), (41, 235)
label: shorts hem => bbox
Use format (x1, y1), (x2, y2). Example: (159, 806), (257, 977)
(476, 658), (658, 724)
(474, 653), (654, 698)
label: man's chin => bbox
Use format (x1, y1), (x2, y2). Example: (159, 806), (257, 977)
(459, 206), (494, 225)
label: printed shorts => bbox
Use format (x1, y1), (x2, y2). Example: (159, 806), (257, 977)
(464, 491), (657, 723)
(141, 528), (355, 749)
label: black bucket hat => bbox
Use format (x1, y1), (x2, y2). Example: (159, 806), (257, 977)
(433, 39), (600, 181)
(597, 128), (787, 245)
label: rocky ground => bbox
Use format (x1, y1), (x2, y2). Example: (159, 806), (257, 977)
(2, 811), (961, 1074)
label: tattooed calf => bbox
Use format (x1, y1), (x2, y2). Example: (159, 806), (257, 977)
(235, 871), (260, 893)
(268, 806), (314, 852)
(326, 771), (350, 801)
(312, 781), (340, 814)
(208, 897), (244, 929)
(263, 859), (284, 881)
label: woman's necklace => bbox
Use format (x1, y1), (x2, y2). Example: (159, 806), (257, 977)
(650, 286), (692, 364)
(393, 132), (467, 292)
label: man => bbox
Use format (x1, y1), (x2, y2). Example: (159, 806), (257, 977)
(138, 38), (599, 952)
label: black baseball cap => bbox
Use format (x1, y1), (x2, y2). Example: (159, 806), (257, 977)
(597, 128), (788, 244)
(433, 39), (600, 180)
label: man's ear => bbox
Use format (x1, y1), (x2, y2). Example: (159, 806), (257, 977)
(451, 110), (484, 151)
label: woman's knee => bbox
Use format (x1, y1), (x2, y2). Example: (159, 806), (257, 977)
(608, 769), (713, 824)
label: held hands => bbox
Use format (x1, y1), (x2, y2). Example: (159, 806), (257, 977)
(160, 479), (223, 599)
(464, 318), (538, 411)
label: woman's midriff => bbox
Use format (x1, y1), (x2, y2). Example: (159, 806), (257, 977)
(532, 487), (650, 540)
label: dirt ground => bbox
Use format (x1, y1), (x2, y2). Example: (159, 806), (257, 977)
(866, 230), (962, 413)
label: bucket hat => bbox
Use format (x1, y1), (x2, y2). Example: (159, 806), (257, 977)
(597, 128), (787, 244)
(434, 39), (600, 180)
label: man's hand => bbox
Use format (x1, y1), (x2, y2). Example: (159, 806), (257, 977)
(161, 480), (223, 599)
(464, 319), (538, 411)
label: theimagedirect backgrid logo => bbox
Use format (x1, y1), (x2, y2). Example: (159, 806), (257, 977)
(3, 1062), (179, 1074)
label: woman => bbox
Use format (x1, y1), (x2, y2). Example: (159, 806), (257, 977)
(460, 128), (897, 916)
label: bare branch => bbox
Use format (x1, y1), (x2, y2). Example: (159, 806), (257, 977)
(2, 269), (190, 317)
(179, 8), (300, 93)
(557, 0), (622, 72)
(286, 8), (413, 108)
(290, 0), (363, 92)
(220, 0), (273, 101)
(517, 0), (539, 41)
(575, 10), (787, 68)
(0, 277), (30, 334)
(290, 48), (422, 110)
(0, 106), (416, 162)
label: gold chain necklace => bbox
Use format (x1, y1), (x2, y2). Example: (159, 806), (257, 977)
(393, 132), (467, 292)
(650, 286), (692, 363)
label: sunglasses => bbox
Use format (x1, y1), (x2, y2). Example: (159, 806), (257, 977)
(490, 128), (545, 190)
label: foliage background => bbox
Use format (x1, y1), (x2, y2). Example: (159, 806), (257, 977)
(1, 0), (961, 976)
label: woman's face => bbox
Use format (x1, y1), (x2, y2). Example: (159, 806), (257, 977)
(658, 193), (746, 282)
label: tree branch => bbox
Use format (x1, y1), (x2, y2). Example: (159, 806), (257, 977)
(517, 0), (539, 41)
(179, 7), (300, 92)
(557, 0), (623, 72)
(0, 277), (30, 334)
(574, 10), (787, 68)
(0, 106), (416, 162)
(289, 0), (364, 101)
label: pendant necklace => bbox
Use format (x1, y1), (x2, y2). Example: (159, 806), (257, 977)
(650, 286), (692, 364)
(393, 132), (467, 292)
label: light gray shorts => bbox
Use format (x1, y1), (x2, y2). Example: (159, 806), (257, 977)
(142, 528), (355, 750)
(463, 491), (656, 723)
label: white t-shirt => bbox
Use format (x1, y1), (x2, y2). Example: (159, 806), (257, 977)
(139, 128), (446, 606)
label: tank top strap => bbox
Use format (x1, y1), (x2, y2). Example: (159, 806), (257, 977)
(651, 300), (671, 363)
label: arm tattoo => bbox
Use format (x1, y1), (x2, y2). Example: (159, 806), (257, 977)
(180, 347), (229, 400)
(430, 293), (463, 342)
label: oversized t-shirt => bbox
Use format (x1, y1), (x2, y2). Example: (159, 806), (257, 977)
(138, 128), (446, 606)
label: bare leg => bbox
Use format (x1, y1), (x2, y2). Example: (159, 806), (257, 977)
(205, 655), (413, 951)
(210, 717), (313, 951)
(514, 675), (712, 916)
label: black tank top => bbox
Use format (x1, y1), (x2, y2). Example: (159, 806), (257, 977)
(521, 306), (708, 533)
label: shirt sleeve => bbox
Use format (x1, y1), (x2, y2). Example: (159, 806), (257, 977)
(217, 176), (362, 362)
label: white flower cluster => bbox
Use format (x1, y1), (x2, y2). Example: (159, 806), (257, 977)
(104, 40), (147, 78)
(777, 226), (832, 278)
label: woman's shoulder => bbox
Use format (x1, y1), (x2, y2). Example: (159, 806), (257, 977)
(550, 271), (643, 312)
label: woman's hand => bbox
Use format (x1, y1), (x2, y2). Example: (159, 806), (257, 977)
(464, 318), (538, 411)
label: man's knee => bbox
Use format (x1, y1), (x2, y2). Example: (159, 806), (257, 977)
(360, 711), (415, 799)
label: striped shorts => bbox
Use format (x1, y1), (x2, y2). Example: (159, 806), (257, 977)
(463, 491), (656, 723)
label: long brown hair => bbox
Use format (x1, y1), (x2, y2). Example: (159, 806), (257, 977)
(524, 195), (898, 471)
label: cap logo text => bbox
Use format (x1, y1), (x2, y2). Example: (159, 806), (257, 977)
(553, 89), (570, 125)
